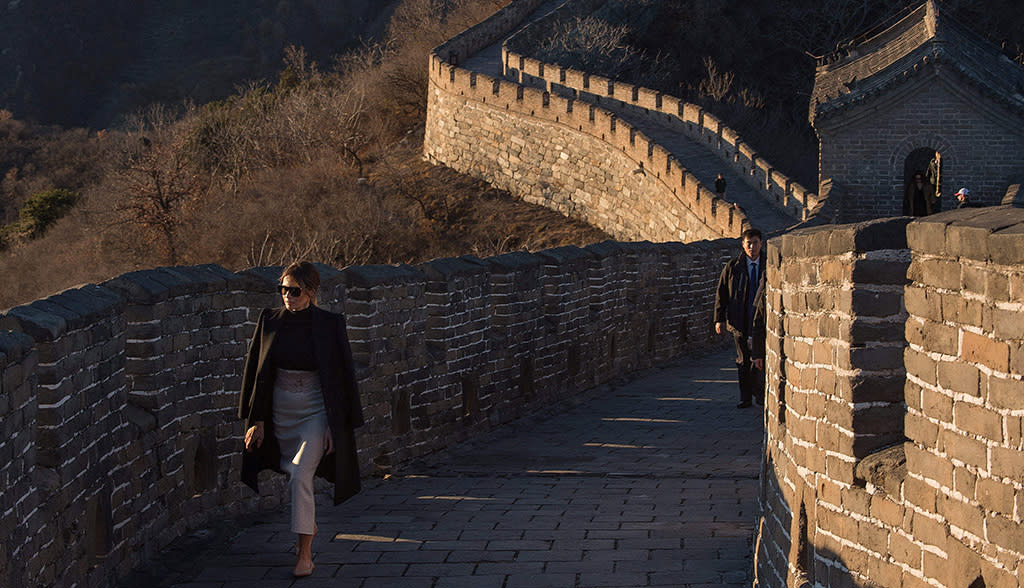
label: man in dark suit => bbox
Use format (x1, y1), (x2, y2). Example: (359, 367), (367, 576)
(714, 228), (766, 408)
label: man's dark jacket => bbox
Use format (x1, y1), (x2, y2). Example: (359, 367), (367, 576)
(239, 305), (364, 505)
(713, 251), (766, 338)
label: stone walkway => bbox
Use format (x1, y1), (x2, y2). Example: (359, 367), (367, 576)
(130, 350), (763, 588)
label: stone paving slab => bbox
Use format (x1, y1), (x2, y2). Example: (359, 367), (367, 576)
(122, 349), (762, 588)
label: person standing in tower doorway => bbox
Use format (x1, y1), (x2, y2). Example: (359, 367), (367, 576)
(903, 172), (937, 216)
(715, 173), (727, 197)
(714, 228), (766, 409)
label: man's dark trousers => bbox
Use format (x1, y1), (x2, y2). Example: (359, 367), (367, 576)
(735, 261), (764, 405)
(733, 334), (764, 405)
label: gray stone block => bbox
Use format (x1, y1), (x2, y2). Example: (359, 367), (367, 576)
(835, 217), (911, 254)
(484, 251), (544, 272)
(342, 264), (425, 288)
(0, 306), (67, 341)
(0, 330), (35, 363)
(990, 222), (1024, 265)
(420, 257), (489, 283)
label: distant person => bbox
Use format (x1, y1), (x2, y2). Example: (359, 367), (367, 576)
(240, 262), (364, 578)
(714, 228), (766, 408)
(903, 172), (936, 216)
(715, 173), (727, 196)
(955, 187), (981, 208)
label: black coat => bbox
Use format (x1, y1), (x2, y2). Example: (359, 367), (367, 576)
(713, 251), (766, 338)
(239, 305), (364, 505)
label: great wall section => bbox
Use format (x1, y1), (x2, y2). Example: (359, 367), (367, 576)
(0, 242), (735, 588)
(422, 0), (820, 244)
(2, 1), (1024, 587)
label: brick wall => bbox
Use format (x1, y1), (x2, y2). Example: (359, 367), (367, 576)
(0, 330), (38, 588)
(757, 206), (1024, 588)
(0, 239), (735, 588)
(423, 0), (750, 242)
(901, 206), (1024, 588)
(758, 217), (912, 587)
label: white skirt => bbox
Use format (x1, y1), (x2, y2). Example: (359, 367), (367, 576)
(273, 368), (328, 535)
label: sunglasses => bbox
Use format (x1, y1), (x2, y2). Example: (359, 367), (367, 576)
(277, 285), (304, 297)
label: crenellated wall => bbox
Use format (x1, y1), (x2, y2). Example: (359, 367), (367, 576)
(0, 239), (735, 588)
(500, 0), (820, 223)
(424, 0), (752, 243)
(757, 206), (1024, 588)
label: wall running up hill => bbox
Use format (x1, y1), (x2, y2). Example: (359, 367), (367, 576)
(501, 0), (820, 224)
(425, 0), (822, 244)
(0, 240), (734, 588)
(424, 0), (752, 242)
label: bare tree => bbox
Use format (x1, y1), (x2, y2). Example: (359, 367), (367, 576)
(112, 105), (210, 264)
(777, 0), (902, 56)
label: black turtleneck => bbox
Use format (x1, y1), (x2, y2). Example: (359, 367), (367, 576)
(271, 306), (318, 371)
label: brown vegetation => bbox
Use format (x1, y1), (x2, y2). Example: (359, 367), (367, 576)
(0, 0), (607, 311)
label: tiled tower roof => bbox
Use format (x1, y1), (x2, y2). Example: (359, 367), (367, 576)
(810, 0), (1024, 124)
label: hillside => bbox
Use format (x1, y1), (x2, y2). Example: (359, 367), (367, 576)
(5, 0), (1022, 310)
(0, 0), (609, 311)
(0, 0), (398, 128)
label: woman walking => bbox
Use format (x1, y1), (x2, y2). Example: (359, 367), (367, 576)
(239, 261), (363, 577)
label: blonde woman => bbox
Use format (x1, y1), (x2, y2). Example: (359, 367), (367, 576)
(239, 261), (363, 577)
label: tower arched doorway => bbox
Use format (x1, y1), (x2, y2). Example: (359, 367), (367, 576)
(903, 148), (942, 215)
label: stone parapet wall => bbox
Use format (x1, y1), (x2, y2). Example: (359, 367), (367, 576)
(0, 239), (735, 588)
(0, 330), (39, 588)
(901, 207), (1024, 588)
(432, 0), (548, 68)
(757, 207), (1024, 588)
(500, 0), (819, 222)
(0, 267), (279, 588)
(758, 217), (913, 587)
(424, 0), (748, 242)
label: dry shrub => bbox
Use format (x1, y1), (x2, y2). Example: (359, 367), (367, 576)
(184, 158), (425, 270)
(0, 119), (110, 223)
(534, 16), (651, 80)
(340, 0), (510, 130)
(0, 204), (126, 309)
(186, 46), (374, 186)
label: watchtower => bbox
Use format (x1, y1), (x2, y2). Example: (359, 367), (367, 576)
(810, 0), (1024, 221)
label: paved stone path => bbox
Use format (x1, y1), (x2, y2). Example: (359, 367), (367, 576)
(133, 350), (762, 588)
(462, 0), (797, 236)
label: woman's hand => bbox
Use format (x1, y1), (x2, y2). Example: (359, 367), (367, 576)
(323, 427), (334, 455)
(245, 421), (264, 451)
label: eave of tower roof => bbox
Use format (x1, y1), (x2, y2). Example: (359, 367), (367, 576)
(810, 0), (1024, 122)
